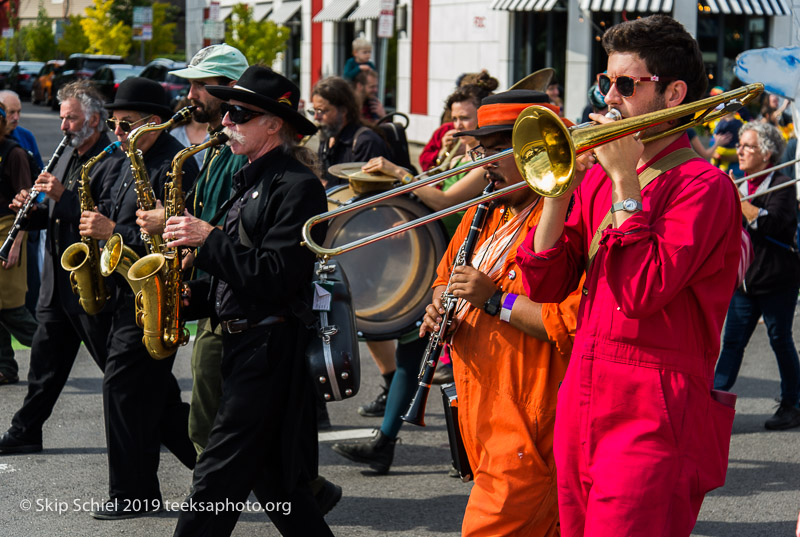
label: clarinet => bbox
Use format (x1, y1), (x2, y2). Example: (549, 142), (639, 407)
(0, 134), (71, 262)
(401, 181), (497, 426)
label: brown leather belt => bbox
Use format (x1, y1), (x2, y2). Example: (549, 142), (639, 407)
(221, 315), (285, 334)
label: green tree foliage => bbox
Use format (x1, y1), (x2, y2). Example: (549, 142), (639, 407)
(142, 3), (177, 63)
(81, 0), (132, 57)
(57, 16), (90, 57)
(225, 4), (289, 66)
(24, 5), (58, 61)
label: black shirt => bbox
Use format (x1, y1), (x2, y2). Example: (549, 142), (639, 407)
(317, 122), (391, 187)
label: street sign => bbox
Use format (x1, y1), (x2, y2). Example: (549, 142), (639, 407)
(132, 6), (153, 41)
(1, 28), (13, 39)
(203, 20), (226, 40)
(377, 0), (394, 38)
(209, 1), (221, 21)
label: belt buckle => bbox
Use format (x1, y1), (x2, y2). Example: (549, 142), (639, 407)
(224, 319), (248, 334)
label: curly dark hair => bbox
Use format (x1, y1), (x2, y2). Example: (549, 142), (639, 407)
(311, 76), (361, 126)
(601, 14), (707, 105)
(446, 80), (498, 111)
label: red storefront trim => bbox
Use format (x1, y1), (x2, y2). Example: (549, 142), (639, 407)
(410, 0), (429, 115)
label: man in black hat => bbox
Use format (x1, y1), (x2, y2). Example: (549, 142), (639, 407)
(77, 77), (198, 519)
(163, 65), (333, 537)
(0, 80), (115, 454)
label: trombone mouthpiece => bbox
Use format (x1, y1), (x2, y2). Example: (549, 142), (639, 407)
(606, 109), (623, 121)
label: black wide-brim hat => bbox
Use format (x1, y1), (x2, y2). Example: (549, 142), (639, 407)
(206, 66), (317, 136)
(105, 77), (173, 119)
(455, 89), (555, 138)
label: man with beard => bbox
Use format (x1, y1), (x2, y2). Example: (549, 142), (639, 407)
(311, 76), (391, 188)
(77, 77), (198, 519)
(0, 81), (115, 453)
(415, 89), (581, 536)
(351, 69), (385, 125)
(164, 65), (333, 537)
(516, 15), (742, 536)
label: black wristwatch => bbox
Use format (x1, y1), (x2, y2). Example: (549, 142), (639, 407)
(483, 290), (504, 316)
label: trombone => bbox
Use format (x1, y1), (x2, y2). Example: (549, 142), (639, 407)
(301, 83), (765, 257)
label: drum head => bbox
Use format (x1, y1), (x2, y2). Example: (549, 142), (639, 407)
(324, 193), (448, 340)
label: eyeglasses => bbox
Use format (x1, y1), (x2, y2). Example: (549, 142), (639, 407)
(221, 103), (264, 125)
(468, 145), (510, 161)
(306, 107), (333, 118)
(735, 142), (759, 153)
(105, 114), (153, 133)
(597, 73), (660, 98)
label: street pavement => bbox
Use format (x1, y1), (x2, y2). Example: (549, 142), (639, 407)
(0, 101), (798, 536)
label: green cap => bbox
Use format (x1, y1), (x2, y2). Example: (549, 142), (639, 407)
(170, 44), (249, 81)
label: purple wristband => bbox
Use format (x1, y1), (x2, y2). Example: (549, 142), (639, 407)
(500, 293), (518, 322)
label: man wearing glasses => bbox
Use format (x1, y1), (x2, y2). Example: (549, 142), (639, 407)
(163, 65), (334, 536)
(517, 15), (742, 537)
(77, 77), (198, 519)
(0, 81), (115, 455)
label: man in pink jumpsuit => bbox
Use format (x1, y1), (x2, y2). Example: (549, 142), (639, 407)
(515, 15), (742, 537)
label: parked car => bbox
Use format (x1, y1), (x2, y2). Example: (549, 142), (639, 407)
(90, 64), (144, 102)
(6, 61), (45, 98)
(0, 61), (15, 89)
(139, 58), (190, 108)
(51, 54), (124, 109)
(31, 60), (64, 106)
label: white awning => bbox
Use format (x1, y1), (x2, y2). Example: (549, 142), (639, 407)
(491, 0), (561, 11)
(269, 1), (301, 23)
(347, 0), (381, 20)
(219, 5), (234, 19)
(699, 0), (790, 15)
(313, 0), (358, 22)
(253, 2), (273, 20)
(578, 0), (671, 12)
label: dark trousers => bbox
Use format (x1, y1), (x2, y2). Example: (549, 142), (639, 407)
(0, 305), (38, 378)
(103, 288), (195, 501)
(174, 324), (333, 537)
(715, 287), (800, 405)
(25, 230), (41, 319)
(10, 302), (110, 443)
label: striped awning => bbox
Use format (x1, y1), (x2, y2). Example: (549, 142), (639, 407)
(269, 1), (301, 23)
(313, 0), (358, 21)
(347, 0), (381, 20)
(579, 0), (672, 12)
(699, 0), (790, 16)
(253, 2), (273, 20)
(219, 5), (234, 19)
(491, 0), (561, 11)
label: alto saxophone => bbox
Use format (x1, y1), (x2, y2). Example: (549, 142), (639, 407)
(60, 141), (122, 315)
(127, 131), (228, 360)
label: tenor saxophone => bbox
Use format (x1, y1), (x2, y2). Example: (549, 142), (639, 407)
(60, 141), (122, 315)
(128, 131), (228, 360)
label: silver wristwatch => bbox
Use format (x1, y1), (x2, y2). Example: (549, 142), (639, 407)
(610, 198), (643, 214)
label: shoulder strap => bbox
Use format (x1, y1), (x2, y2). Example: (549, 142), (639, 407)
(586, 147), (698, 273)
(351, 126), (370, 153)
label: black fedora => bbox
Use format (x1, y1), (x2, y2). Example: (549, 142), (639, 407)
(455, 89), (555, 138)
(206, 66), (317, 136)
(105, 77), (172, 119)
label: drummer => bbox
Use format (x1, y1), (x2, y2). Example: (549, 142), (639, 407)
(311, 76), (392, 189)
(330, 81), (499, 468)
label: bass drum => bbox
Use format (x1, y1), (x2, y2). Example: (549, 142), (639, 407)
(326, 184), (448, 341)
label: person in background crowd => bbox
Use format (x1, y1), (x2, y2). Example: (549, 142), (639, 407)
(760, 93), (793, 141)
(0, 101), (38, 386)
(343, 37), (377, 81)
(170, 97), (209, 167)
(0, 90), (44, 319)
(312, 76), (391, 189)
(546, 80), (564, 114)
(580, 83), (608, 123)
(714, 121), (800, 430)
(517, 15), (742, 536)
(352, 69), (386, 126)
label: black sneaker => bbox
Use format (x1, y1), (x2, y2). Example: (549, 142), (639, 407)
(331, 431), (397, 474)
(0, 431), (42, 454)
(765, 402), (800, 430)
(0, 372), (19, 385)
(358, 386), (388, 417)
(312, 477), (343, 516)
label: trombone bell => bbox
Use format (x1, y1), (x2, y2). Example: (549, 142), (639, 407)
(513, 107), (576, 198)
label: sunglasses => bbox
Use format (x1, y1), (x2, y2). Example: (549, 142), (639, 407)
(105, 114), (153, 133)
(597, 73), (661, 98)
(221, 103), (265, 125)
